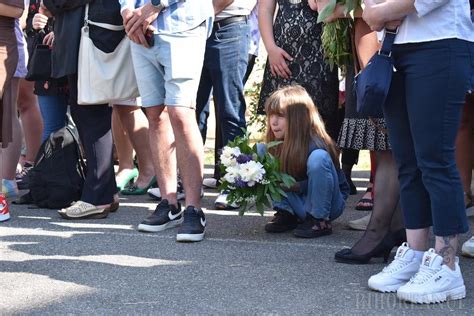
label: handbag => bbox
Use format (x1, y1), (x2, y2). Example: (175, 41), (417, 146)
(77, 4), (139, 105)
(25, 31), (52, 81)
(355, 28), (398, 117)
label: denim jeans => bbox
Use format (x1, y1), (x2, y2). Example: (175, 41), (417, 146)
(195, 19), (250, 145)
(273, 149), (346, 221)
(38, 95), (68, 143)
(383, 39), (472, 236)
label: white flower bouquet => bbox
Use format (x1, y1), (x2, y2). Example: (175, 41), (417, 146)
(219, 133), (296, 215)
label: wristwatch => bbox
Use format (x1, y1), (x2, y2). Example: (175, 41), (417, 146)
(151, 0), (164, 11)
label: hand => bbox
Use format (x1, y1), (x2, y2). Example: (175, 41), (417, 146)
(268, 46), (293, 79)
(42, 32), (54, 46)
(126, 3), (160, 35)
(385, 19), (402, 30)
(121, 8), (133, 28)
(128, 29), (150, 48)
(39, 0), (53, 18)
(362, 0), (385, 31)
(32, 13), (48, 30)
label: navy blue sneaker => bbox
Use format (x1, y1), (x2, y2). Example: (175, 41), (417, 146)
(138, 199), (182, 232)
(176, 206), (206, 242)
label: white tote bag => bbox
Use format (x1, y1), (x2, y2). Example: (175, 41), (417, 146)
(77, 4), (139, 105)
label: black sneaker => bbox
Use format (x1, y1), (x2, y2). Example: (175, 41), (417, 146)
(176, 206), (206, 242)
(264, 208), (299, 233)
(293, 216), (332, 238)
(138, 199), (183, 233)
(16, 162), (34, 190)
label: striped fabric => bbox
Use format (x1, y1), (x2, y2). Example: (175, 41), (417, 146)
(118, 0), (214, 36)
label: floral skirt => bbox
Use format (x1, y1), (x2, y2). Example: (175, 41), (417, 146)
(337, 117), (391, 151)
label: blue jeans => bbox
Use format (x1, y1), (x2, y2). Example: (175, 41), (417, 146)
(273, 149), (346, 221)
(195, 19), (250, 145)
(383, 39), (472, 236)
(38, 95), (68, 143)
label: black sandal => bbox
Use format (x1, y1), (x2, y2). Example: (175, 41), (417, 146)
(355, 187), (374, 211)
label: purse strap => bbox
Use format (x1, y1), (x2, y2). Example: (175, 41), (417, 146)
(84, 4), (125, 32)
(378, 27), (398, 57)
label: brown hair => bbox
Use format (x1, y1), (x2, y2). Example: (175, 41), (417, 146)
(264, 85), (339, 179)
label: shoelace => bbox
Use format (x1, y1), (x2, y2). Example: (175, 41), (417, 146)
(18, 165), (33, 178)
(408, 265), (438, 284)
(382, 257), (410, 274)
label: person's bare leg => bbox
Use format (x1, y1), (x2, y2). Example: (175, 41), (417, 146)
(1, 79), (22, 180)
(112, 105), (135, 185)
(406, 228), (430, 252)
(455, 100), (473, 206)
(114, 105), (154, 188)
(17, 79), (43, 163)
(146, 106), (178, 206)
(435, 235), (458, 270)
(168, 106), (203, 208)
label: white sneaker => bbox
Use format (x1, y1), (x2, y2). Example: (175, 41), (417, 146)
(203, 178), (218, 189)
(461, 236), (474, 258)
(368, 243), (421, 293)
(397, 249), (466, 304)
(347, 214), (370, 231)
(214, 192), (238, 210)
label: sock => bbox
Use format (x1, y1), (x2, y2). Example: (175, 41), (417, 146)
(413, 250), (424, 262)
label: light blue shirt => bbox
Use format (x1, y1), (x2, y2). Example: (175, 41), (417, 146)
(118, 0), (214, 36)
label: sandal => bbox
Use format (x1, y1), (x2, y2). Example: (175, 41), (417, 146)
(58, 200), (109, 219)
(121, 176), (157, 195)
(355, 187), (374, 211)
(116, 168), (139, 191)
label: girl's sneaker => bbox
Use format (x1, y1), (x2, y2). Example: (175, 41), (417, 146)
(2, 179), (19, 198)
(397, 249), (466, 304)
(0, 193), (11, 222)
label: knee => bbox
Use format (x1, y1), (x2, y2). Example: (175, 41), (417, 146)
(307, 150), (332, 175)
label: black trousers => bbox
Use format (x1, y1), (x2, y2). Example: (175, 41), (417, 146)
(68, 74), (117, 205)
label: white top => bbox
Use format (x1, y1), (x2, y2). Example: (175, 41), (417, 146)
(216, 0), (257, 20)
(393, 0), (474, 44)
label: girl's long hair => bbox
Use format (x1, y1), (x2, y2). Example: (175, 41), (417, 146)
(264, 85), (339, 179)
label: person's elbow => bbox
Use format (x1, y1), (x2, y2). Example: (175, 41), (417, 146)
(414, 0), (449, 18)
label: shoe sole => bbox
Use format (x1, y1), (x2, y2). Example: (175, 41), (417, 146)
(461, 249), (474, 258)
(58, 208), (109, 219)
(176, 232), (204, 242)
(138, 218), (183, 233)
(397, 285), (466, 304)
(368, 281), (404, 293)
(347, 223), (368, 231)
(214, 203), (239, 210)
(334, 255), (371, 265)
(0, 214), (11, 222)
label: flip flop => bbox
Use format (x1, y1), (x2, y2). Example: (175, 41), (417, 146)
(121, 176), (157, 195)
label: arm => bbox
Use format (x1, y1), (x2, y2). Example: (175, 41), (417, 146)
(363, 0), (416, 31)
(213, 0), (233, 15)
(259, 0), (293, 79)
(0, 3), (24, 18)
(19, 3), (28, 28)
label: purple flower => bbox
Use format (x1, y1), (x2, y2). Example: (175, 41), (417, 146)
(236, 154), (253, 164)
(234, 177), (248, 188)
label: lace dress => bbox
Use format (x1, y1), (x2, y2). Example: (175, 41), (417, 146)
(257, 0), (340, 140)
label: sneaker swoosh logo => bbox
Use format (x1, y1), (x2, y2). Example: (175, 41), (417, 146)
(168, 210), (182, 220)
(200, 218), (206, 227)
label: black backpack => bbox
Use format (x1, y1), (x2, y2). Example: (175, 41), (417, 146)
(19, 127), (87, 209)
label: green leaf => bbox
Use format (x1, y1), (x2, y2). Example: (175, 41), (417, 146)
(317, 0), (337, 23)
(266, 140), (282, 149)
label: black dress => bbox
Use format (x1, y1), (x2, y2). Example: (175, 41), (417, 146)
(257, 0), (340, 140)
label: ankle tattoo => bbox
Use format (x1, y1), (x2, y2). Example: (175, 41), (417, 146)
(438, 235), (456, 266)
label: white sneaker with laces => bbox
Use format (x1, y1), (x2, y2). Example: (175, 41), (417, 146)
(461, 236), (474, 258)
(202, 178), (218, 189)
(397, 248), (466, 304)
(214, 192), (239, 210)
(347, 214), (370, 231)
(368, 242), (421, 293)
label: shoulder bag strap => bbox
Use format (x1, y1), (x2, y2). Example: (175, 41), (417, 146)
(84, 3), (125, 32)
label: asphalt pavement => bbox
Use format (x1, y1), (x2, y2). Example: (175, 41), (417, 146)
(1, 169), (473, 315)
